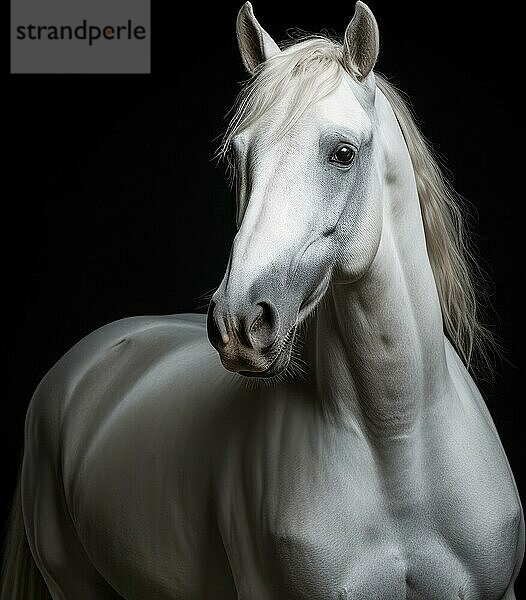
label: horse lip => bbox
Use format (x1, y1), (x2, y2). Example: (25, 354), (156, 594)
(239, 323), (297, 378)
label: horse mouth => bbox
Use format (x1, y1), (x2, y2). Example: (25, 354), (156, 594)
(239, 323), (297, 378)
(237, 277), (329, 380)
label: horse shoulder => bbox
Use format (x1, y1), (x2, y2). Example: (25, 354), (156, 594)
(440, 340), (524, 592)
(23, 313), (239, 597)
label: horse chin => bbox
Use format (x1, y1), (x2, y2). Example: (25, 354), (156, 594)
(239, 324), (297, 379)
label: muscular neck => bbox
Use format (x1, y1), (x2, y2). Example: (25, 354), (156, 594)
(304, 92), (449, 437)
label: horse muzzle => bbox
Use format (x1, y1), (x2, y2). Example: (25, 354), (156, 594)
(207, 297), (296, 377)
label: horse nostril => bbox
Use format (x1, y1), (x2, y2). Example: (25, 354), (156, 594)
(207, 300), (229, 349)
(208, 297), (279, 355)
(248, 301), (279, 351)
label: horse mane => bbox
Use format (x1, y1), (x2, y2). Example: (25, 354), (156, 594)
(221, 36), (496, 373)
(375, 75), (496, 372)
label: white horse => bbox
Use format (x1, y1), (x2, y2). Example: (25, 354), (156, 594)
(2, 3), (523, 599)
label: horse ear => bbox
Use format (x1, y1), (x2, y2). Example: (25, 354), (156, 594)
(342, 1), (379, 81)
(236, 2), (281, 74)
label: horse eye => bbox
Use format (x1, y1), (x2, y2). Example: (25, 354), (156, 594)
(331, 145), (356, 166)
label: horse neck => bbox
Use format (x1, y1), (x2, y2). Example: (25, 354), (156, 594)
(304, 88), (449, 436)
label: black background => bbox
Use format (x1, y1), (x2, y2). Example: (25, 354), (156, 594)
(5, 0), (524, 593)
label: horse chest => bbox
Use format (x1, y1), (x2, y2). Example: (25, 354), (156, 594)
(225, 478), (473, 598)
(218, 408), (519, 599)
